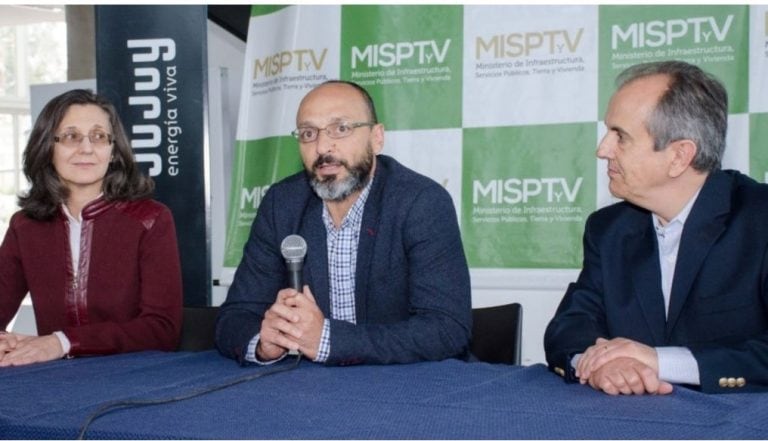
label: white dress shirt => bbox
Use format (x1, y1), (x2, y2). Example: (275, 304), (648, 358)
(572, 190), (703, 385)
(651, 189), (701, 385)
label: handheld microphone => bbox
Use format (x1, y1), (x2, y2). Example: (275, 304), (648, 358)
(280, 235), (307, 291)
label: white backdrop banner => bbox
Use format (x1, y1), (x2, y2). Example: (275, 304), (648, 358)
(224, 4), (767, 273)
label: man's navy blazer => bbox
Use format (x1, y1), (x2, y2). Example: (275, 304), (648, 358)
(545, 170), (768, 393)
(216, 155), (472, 365)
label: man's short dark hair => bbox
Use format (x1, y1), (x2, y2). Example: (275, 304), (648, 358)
(321, 80), (378, 124)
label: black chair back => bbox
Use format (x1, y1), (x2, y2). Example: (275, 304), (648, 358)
(177, 306), (219, 351)
(470, 303), (522, 365)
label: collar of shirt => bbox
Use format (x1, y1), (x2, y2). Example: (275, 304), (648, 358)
(60, 193), (105, 224)
(62, 203), (83, 276)
(652, 187), (702, 317)
(60, 193), (104, 276)
(61, 203), (82, 224)
(652, 187), (701, 242)
(322, 176), (374, 233)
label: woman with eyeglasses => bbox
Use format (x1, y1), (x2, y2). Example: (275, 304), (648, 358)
(0, 89), (182, 366)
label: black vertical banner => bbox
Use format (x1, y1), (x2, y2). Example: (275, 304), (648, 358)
(95, 6), (211, 306)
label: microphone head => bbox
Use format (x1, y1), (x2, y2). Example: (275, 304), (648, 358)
(281, 234), (307, 262)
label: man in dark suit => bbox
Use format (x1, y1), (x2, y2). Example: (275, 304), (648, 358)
(545, 60), (768, 394)
(216, 80), (471, 366)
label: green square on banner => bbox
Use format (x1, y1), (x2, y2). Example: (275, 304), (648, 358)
(461, 123), (597, 269)
(340, 5), (463, 130)
(750, 113), (768, 184)
(224, 137), (303, 267)
(249, 5), (288, 17)
(598, 5), (749, 116)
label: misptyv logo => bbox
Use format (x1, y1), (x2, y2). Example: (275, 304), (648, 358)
(611, 15), (733, 49)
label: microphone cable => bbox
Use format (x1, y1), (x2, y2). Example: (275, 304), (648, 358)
(77, 353), (302, 440)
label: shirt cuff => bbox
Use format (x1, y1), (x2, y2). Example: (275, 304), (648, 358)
(656, 346), (700, 385)
(245, 333), (286, 365)
(570, 353), (582, 371)
(53, 331), (71, 356)
(314, 319), (331, 363)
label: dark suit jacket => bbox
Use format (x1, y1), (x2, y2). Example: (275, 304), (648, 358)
(545, 170), (768, 393)
(216, 155), (472, 365)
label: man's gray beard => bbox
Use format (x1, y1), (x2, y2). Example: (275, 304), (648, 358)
(309, 150), (373, 202)
(311, 175), (360, 201)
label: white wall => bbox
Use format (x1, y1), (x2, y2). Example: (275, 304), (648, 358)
(206, 20), (245, 307)
(471, 269), (577, 366)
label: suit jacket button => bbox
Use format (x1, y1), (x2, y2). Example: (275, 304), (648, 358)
(554, 367), (565, 377)
(736, 377), (746, 387)
(719, 377), (728, 387)
(727, 377), (737, 387)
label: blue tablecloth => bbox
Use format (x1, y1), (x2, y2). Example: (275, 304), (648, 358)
(1, 350), (766, 439)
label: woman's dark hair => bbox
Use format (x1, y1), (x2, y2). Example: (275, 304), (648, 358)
(19, 89), (154, 220)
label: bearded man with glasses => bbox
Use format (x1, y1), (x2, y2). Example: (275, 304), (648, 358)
(216, 80), (471, 366)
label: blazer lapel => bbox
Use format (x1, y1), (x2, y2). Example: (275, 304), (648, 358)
(625, 218), (667, 345)
(301, 197), (331, 316)
(665, 172), (730, 338)
(354, 166), (386, 323)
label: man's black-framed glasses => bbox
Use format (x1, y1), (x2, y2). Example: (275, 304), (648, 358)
(291, 122), (374, 144)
